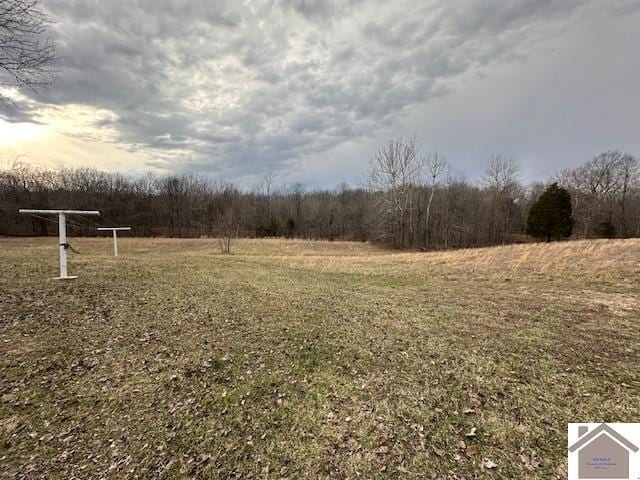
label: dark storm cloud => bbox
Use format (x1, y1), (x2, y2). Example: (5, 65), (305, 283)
(10, 0), (639, 183)
(0, 97), (41, 124)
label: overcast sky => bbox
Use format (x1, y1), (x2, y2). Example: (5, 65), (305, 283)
(1, 0), (639, 188)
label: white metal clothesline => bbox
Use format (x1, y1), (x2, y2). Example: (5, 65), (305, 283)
(19, 209), (100, 280)
(97, 227), (131, 257)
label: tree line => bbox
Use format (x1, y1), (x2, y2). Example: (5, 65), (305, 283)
(1, 140), (639, 249)
(1, 3), (639, 249)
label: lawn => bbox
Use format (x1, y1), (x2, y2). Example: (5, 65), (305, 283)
(1, 237), (639, 479)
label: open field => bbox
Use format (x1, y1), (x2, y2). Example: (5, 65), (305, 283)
(1, 237), (639, 479)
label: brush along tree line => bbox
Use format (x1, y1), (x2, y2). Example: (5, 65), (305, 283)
(2, 143), (638, 249)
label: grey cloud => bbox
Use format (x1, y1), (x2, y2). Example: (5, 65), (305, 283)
(0, 104), (41, 124)
(3, 0), (638, 185)
(276, 0), (366, 21)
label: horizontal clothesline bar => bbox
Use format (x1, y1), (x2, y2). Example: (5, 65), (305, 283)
(18, 207), (99, 279)
(97, 227), (132, 231)
(19, 209), (100, 215)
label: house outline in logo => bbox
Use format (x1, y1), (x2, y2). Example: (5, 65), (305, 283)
(569, 424), (639, 479)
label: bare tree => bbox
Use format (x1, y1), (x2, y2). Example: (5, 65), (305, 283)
(558, 151), (639, 237)
(484, 155), (520, 193)
(422, 152), (448, 247)
(217, 206), (238, 254)
(615, 153), (638, 236)
(0, 0), (57, 103)
(484, 155), (521, 243)
(367, 137), (421, 248)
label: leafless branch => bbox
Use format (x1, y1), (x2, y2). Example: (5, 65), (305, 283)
(0, 0), (57, 104)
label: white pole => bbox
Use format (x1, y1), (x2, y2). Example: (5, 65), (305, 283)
(97, 227), (131, 257)
(58, 213), (68, 278)
(18, 209), (100, 280)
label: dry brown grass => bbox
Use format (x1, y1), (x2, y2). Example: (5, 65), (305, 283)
(256, 238), (640, 279)
(1, 237), (638, 479)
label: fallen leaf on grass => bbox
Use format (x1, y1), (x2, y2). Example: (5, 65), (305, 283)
(465, 427), (477, 437)
(482, 458), (498, 469)
(0, 416), (18, 434)
(375, 445), (389, 454)
(465, 445), (478, 458)
(519, 451), (541, 470)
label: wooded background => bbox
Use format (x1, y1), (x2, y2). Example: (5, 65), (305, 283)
(2, 144), (638, 249)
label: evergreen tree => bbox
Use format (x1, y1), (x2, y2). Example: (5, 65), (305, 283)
(526, 183), (573, 241)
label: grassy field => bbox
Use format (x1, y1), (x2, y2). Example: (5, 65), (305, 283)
(1, 237), (639, 479)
